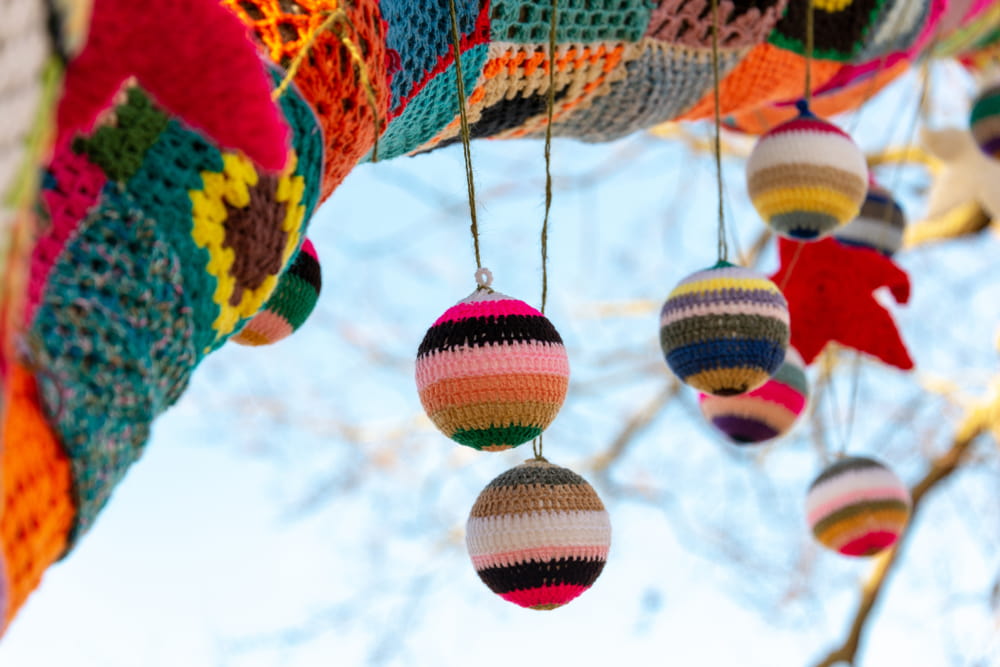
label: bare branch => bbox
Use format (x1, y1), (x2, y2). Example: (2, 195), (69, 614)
(811, 393), (996, 667)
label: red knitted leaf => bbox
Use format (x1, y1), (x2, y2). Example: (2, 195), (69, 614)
(769, 237), (914, 370)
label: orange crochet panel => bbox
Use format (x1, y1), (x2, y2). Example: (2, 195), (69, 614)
(725, 57), (911, 134)
(222, 0), (390, 201)
(677, 42), (841, 122)
(0, 363), (75, 630)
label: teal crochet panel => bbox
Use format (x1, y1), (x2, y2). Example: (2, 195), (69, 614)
(28, 78), (323, 546)
(490, 0), (655, 44)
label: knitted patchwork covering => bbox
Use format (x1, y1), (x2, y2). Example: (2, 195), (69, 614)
(26, 77), (322, 544)
(222, 0), (389, 199)
(805, 456), (910, 557)
(466, 459), (611, 609)
(416, 288), (569, 451)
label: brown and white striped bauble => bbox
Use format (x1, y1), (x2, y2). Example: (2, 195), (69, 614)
(466, 459), (611, 610)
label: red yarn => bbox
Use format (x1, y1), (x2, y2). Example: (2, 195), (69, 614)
(769, 238), (914, 370)
(56, 0), (289, 172)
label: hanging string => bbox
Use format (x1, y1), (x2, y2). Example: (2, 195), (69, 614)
(540, 0), (558, 315)
(532, 0), (560, 462)
(447, 0), (483, 270)
(272, 6), (383, 161)
(804, 0), (815, 104)
(709, 0), (728, 263)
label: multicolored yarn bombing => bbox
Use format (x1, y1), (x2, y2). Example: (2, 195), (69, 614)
(233, 238), (322, 346)
(746, 101), (869, 240)
(659, 261), (789, 396)
(415, 280), (569, 451)
(466, 458), (611, 610)
(806, 456), (911, 557)
(698, 346), (808, 445)
(833, 180), (907, 256)
(970, 82), (1000, 160)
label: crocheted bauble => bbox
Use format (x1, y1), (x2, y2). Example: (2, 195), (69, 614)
(698, 346), (808, 445)
(659, 261), (789, 396)
(415, 283), (569, 451)
(833, 180), (906, 256)
(466, 458), (611, 610)
(232, 238), (322, 346)
(746, 102), (869, 240)
(806, 456), (910, 557)
(970, 83), (1000, 160)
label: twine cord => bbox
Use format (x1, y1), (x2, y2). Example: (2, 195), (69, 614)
(447, 0), (483, 270)
(709, 0), (728, 263)
(540, 0), (558, 315)
(804, 0), (815, 104)
(272, 7), (383, 161)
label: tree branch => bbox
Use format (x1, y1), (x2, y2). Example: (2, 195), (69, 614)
(811, 395), (996, 667)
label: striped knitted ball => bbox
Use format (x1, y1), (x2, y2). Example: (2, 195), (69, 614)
(746, 102), (869, 240)
(698, 347), (808, 444)
(806, 456), (911, 557)
(466, 459), (611, 610)
(415, 287), (569, 451)
(833, 180), (906, 256)
(970, 83), (1000, 160)
(232, 239), (322, 346)
(659, 261), (790, 396)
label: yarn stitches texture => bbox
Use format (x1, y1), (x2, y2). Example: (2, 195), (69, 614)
(466, 459), (611, 609)
(416, 289), (569, 451)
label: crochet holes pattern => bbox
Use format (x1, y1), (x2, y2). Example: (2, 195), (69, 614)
(491, 0), (654, 43)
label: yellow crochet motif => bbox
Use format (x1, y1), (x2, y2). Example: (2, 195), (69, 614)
(190, 152), (305, 347)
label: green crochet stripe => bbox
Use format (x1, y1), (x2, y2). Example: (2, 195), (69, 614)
(971, 92), (1000, 124)
(451, 425), (542, 450)
(31, 191), (197, 545)
(265, 274), (319, 331)
(490, 0), (655, 44)
(73, 88), (170, 182)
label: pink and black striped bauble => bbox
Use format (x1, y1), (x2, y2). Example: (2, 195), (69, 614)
(698, 347), (808, 444)
(415, 284), (569, 451)
(466, 459), (611, 610)
(233, 239), (322, 346)
(747, 101), (868, 240)
(806, 456), (911, 557)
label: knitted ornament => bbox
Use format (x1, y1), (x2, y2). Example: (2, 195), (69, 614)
(415, 270), (569, 451)
(970, 82), (1000, 160)
(746, 101), (868, 240)
(698, 346), (808, 444)
(769, 237), (914, 370)
(232, 238), (322, 346)
(806, 456), (911, 557)
(659, 261), (789, 396)
(466, 458), (610, 610)
(833, 179), (907, 256)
